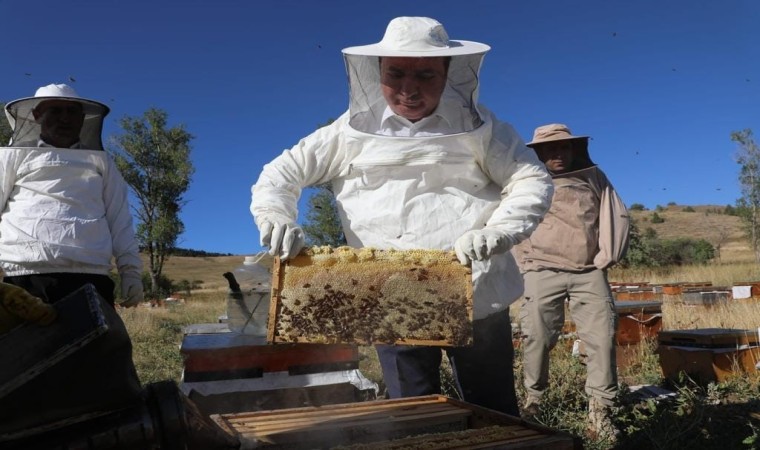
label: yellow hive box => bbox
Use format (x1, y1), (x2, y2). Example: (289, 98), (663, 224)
(268, 247), (473, 346)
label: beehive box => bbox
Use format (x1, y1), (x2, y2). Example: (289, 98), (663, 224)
(212, 395), (580, 449)
(269, 247), (473, 346)
(179, 330), (376, 415)
(732, 281), (760, 299)
(661, 282), (713, 295)
(614, 288), (661, 301)
(616, 301), (663, 345)
(180, 332), (360, 382)
(609, 282), (650, 292)
(680, 287), (732, 306)
(657, 328), (760, 384)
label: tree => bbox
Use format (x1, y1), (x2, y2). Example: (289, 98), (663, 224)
(302, 184), (347, 247)
(300, 118), (347, 248)
(629, 203), (646, 211)
(732, 129), (760, 263)
(109, 108), (194, 295)
(0, 102), (11, 145)
(621, 220), (659, 267)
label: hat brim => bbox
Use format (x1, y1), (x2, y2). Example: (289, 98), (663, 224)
(526, 135), (589, 147)
(342, 40), (490, 57)
(5, 95), (110, 120)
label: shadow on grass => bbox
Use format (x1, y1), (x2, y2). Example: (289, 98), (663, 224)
(615, 397), (760, 450)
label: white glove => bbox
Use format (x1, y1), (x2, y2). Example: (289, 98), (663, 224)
(120, 273), (144, 308)
(259, 219), (305, 260)
(454, 229), (513, 266)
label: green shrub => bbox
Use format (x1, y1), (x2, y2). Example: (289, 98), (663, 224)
(629, 203), (646, 211)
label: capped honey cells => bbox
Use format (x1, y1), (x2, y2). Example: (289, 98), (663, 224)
(269, 246), (474, 346)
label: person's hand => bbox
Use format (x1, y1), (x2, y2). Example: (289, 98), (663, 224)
(454, 229), (513, 266)
(259, 219), (305, 260)
(120, 273), (144, 308)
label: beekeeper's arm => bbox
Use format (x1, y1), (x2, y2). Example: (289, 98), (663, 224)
(0, 150), (19, 223)
(103, 155), (144, 307)
(594, 172), (631, 269)
(251, 113), (353, 259)
(455, 112), (554, 265)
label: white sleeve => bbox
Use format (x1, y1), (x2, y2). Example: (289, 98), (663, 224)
(0, 150), (18, 220)
(475, 110), (554, 245)
(103, 155), (143, 279)
(250, 112), (352, 227)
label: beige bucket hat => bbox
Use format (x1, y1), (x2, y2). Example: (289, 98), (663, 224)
(526, 123), (589, 147)
(342, 16), (490, 57)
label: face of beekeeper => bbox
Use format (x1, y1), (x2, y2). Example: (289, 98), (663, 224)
(33, 100), (85, 148)
(533, 140), (576, 174)
(380, 57), (449, 122)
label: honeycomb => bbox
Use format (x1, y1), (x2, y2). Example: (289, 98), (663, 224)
(270, 246), (473, 346)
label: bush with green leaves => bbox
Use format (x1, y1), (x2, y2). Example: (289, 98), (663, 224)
(621, 221), (715, 267)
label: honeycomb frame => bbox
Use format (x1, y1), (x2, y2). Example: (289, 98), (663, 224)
(268, 246), (474, 346)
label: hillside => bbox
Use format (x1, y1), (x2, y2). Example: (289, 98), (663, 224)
(628, 204), (752, 262)
(154, 204), (754, 293)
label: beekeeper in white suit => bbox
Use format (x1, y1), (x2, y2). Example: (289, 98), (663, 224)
(251, 16), (553, 416)
(1, 84), (144, 308)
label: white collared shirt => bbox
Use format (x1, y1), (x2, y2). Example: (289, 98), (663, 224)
(351, 99), (477, 136)
(36, 139), (83, 149)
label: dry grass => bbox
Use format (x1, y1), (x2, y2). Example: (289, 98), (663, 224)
(155, 254), (249, 292)
(120, 290), (227, 384)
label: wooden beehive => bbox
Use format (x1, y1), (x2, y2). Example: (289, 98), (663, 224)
(180, 332), (360, 382)
(268, 247), (473, 346)
(732, 281), (760, 298)
(657, 328), (760, 384)
(661, 281), (713, 295)
(616, 301), (663, 345)
(614, 288), (661, 301)
(680, 287), (732, 306)
(212, 395), (580, 449)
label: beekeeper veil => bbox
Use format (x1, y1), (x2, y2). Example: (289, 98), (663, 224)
(4, 83), (109, 150)
(342, 17), (490, 135)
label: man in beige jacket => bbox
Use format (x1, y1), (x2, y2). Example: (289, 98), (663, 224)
(513, 124), (630, 440)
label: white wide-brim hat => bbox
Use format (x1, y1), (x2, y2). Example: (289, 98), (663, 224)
(342, 16), (490, 57)
(5, 83), (109, 129)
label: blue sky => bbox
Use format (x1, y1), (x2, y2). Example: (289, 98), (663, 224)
(2, 1), (758, 255)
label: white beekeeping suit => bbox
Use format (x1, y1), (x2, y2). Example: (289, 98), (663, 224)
(251, 17), (553, 319)
(0, 84), (143, 306)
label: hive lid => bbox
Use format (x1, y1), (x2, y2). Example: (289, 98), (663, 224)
(657, 328), (760, 348)
(615, 301), (663, 313)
